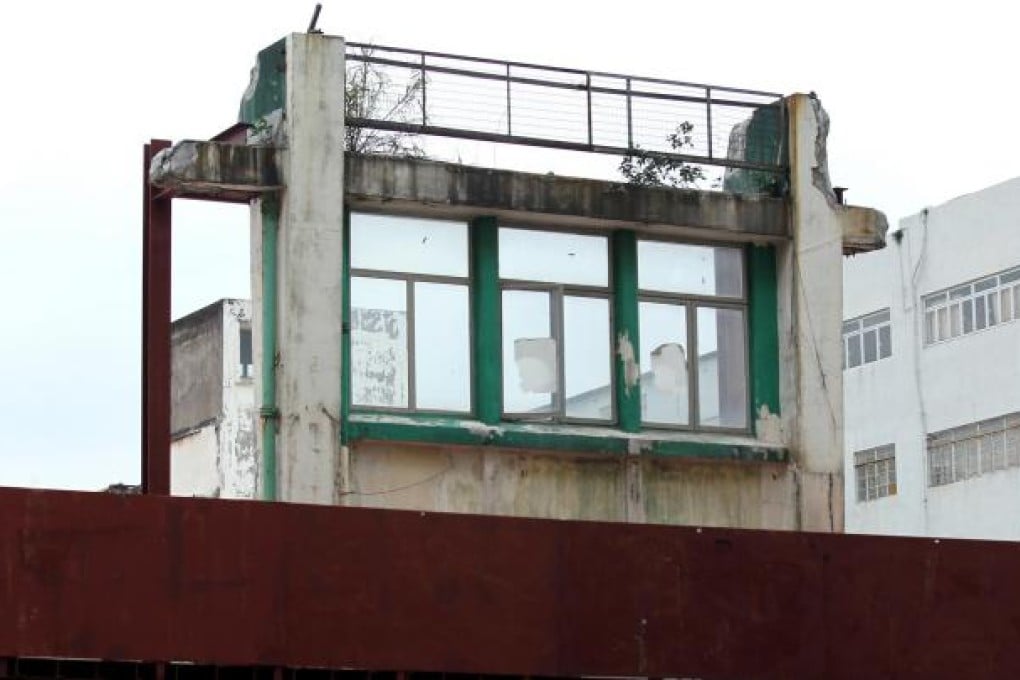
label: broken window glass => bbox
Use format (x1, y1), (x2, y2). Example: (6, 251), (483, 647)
(499, 228), (611, 422)
(639, 301), (689, 426)
(502, 289), (556, 415)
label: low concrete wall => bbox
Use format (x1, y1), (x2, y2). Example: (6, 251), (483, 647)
(344, 442), (796, 530)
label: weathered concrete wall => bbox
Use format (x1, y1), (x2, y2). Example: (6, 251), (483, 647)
(171, 301), (222, 434)
(263, 33), (346, 504)
(171, 425), (220, 497)
(218, 300), (257, 498)
(343, 442), (796, 529)
(777, 94), (851, 532)
(170, 299), (257, 499)
(346, 154), (789, 242)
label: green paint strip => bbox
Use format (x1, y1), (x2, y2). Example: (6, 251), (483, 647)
(611, 230), (641, 433)
(470, 216), (501, 425)
(747, 244), (781, 428)
(346, 414), (787, 463)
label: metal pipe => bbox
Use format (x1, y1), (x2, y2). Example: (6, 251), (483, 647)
(260, 197), (280, 501)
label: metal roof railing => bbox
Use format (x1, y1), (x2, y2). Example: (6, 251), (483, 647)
(344, 42), (787, 176)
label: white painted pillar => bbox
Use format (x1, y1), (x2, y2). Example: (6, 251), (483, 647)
(781, 93), (845, 531)
(273, 32), (346, 504)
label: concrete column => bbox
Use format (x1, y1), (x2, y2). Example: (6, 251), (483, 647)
(781, 94), (845, 531)
(273, 33), (346, 504)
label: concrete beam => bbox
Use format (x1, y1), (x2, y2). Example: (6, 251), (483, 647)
(150, 140), (280, 200)
(841, 204), (888, 254)
(345, 154), (790, 242)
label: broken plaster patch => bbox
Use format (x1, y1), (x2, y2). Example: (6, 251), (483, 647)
(754, 403), (784, 445)
(616, 331), (640, 393)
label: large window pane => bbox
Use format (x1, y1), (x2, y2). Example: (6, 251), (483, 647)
(638, 241), (743, 297)
(563, 296), (611, 421)
(351, 277), (408, 408)
(413, 282), (470, 412)
(499, 228), (608, 286)
(697, 307), (747, 429)
(502, 290), (555, 414)
(351, 213), (468, 277)
(639, 301), (689, 426)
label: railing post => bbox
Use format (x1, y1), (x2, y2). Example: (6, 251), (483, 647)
(506, 63), (512, 136)
(626, 78), (633, 150)
(420, 53), (427, 127)
(706, 86), (713, 160)
(586, 73), (593, 148)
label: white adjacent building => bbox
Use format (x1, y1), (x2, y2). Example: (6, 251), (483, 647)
(844, 177), (1020, 539)
(170, 298), (257, 498)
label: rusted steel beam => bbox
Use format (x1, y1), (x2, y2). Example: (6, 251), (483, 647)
(142, 140), (172, 495)
(1, 487), (1020, 679)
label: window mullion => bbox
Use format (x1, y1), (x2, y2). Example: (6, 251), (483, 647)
(610, 231), (641, 433)
(470, 216), (501, 424)
(553, 287), (566, 418)
(406, 279), (416, 410)
(688, 301), (700, 428)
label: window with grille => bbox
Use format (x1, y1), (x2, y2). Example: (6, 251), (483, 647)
(927, 411), (1020, 487)
(854, 444), (897, 502)
(842, 308), (892, 369)
(923, 265), (1020, 345)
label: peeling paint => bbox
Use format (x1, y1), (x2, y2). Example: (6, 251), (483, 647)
(754, 403), (785, 445)
(616, 330), (641, 393)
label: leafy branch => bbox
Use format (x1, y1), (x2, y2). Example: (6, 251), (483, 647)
(618, 122), (705, 188)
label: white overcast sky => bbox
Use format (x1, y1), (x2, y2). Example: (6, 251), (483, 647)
(1, 0), (1017, 490)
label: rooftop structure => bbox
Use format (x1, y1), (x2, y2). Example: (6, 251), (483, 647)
(146, 32), (887, 531)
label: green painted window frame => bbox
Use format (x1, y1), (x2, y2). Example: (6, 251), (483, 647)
(342, 209), (782, 454)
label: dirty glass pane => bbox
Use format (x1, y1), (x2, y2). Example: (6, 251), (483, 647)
(847, 334), (862, 368)
(502, 289), (555, 414)
(975, 297), (987, 330)
(863, 329), (878, 363)
(878, 324), (892, 359)
(638, 241), (743, 298)
(499, 228), (608, 286)
(563, 296), (611, 421)
(697, 307), (747, 429)
(351, 276), (409, 408)
(413, 282), (470, 412)
(351, 213), (468, 277)
(963, 299), (974, 333)
(639, 301), (689, 426)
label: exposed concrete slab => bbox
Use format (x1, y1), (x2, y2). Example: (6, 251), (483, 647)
(150, 140), (280, 199)
(840, 205), (888, 254)
(345, 154), (790, 242)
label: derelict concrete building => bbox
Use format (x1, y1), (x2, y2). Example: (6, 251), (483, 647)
(148, 32), (886, 532)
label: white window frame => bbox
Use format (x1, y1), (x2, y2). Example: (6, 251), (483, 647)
(923, 265), (1020, 345)
(842, 308), (892, 370)
(928, 411), (1020, 487)
(854, 444), (897, 502)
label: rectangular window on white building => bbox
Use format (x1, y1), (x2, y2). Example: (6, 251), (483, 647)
(842, 308), (892, 369)
(923, 265), (1020, 345)
(927, 411), (1020, 487)
(854, 444), (897, 502)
